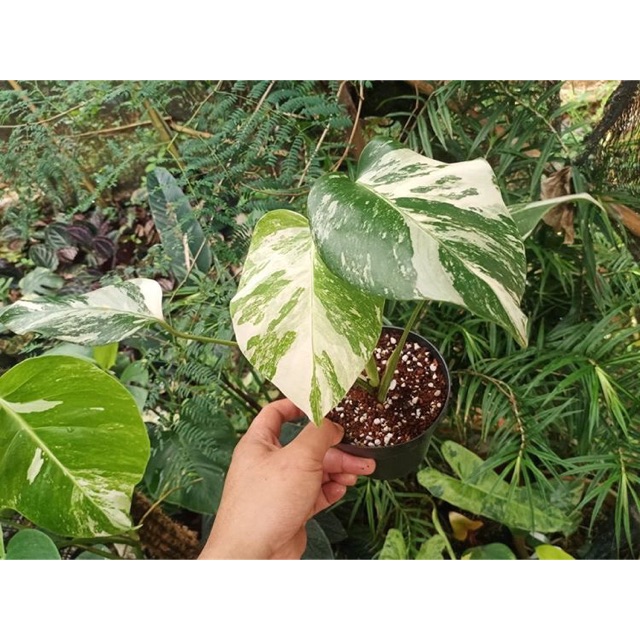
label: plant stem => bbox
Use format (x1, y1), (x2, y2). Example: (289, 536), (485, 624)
(142, 96), (184, 170)
(364, 352), (380, 388)
(158, 321), (238, 348)
(376, 301), (427, 403)
(64, 544), (124, 560)
(512, 534), (530, 560)
(353, 376), (376, 396)
(432, 507), (457, 560)
(220, 372), (263, 414)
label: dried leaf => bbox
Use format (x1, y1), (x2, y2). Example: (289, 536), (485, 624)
(0, 190), (19, 214)
(605, 201), (640, 238)
(541, 167), (575, 244)
(449, 511), (484, 541)
(58, 246), (79, 263)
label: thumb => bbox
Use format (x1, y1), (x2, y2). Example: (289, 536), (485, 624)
(286, 418), (344, 461)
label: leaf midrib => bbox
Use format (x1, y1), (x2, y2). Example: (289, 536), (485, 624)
(357, 180), (517, 295)
(21, 305), (157, 324)
(419, 468), (572, 530)
(0, 398), (114, 528)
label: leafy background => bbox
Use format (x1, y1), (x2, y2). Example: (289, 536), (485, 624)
(1, 80), (639, 560)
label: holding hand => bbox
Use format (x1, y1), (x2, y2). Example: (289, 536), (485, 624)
(199, 399), (376, 559)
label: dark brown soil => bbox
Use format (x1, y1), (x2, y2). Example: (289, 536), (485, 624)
(328, 328), (448, 448)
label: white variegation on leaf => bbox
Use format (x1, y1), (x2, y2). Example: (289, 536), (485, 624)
(230, 210), (383, 424)
(509, 193), (605, 240)
(0, 278), (164, 346)
(0, 356), (150, 537)
(308, 138), (529, 346)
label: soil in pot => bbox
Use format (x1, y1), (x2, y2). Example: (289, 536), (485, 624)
(328, 327), (449, 449)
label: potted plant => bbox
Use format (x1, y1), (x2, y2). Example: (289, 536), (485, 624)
(226, 137), (530, 478)
(0, 138), (599, 535)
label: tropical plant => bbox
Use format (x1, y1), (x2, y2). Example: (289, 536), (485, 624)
(6, 80), (639, 561)
(385, 80), (640, 557)
(0, 136), (594, 543)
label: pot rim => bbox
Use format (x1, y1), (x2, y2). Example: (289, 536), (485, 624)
(338, 325), (451, 451)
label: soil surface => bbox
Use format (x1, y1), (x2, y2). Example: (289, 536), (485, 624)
(328, 328), (449, 447)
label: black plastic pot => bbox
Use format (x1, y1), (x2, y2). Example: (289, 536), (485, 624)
(337, 328), (451, 481)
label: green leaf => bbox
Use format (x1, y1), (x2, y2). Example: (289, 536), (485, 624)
(0, 355), (150, 537)
(416, 534), (447, 560)
(147, 168), (212, 281)
(5, 529), (61, 560)
(302, 518), (334, 560)
(144, 399), (236, 514)
(75, 544), (110, 560)
(93, 343), (118, 370)
(417, 441), (578, 535)
(509, 193), (604, 240)
(230, 209), (383, 424)
(535, 544), (574, 560)
(0, 523), (4, 559)
(44, 222), (72, 250)
(312, 510), (348, 544)
(308, 138), (528, 346)
(29, 245), (59, 270)
(42, 343), (96, 363)
(0, 278), (164, 346)
(119, 361), (149, 412)
(379, 528), (408, 560)
(462, 543), (516, 560)
(18, 267), (64, 298)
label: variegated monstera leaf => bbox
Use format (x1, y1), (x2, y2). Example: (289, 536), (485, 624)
(230, 210), (383, 425)
(308, 139), (528, 346)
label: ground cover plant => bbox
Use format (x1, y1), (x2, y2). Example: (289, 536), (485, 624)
(0, 80), (638, 559)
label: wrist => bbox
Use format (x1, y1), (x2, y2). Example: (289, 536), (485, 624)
(199, 530), (270, 560)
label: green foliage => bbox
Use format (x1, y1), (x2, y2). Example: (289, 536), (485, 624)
(535, 544), (574, 560)
(0, 81), (350, 260)
(379, 528), (448, 560)
(339, 477), (437, 556)
(418, 441), (579, 535)
(18, 267), (64, 297)
(0, 355), (150, 537)
(379, 528), (408, 559)
(92, 343), (118, 370)
(144, 395), (236, 514)
(4, 529), (61, 560)
(301, 519), (335, 560)
(388, 81), (640, 556)
(1, 81), (638, 560)
(461, 543), (516, 560)
(146, 168), (211, 282)
(0, 80), (357, 556)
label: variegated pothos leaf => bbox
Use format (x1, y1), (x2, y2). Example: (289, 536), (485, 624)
(308, 138), (528, 345)
(0, 278), (164, 346)
(230, 210), (383, 424)
(0, 356), (150, 537)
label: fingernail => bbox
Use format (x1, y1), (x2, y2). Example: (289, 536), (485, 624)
(330, 421), (345, 446)
(328, 419), (344, 435)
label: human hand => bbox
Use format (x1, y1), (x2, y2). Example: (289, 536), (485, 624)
(199, 399), (376, 559)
